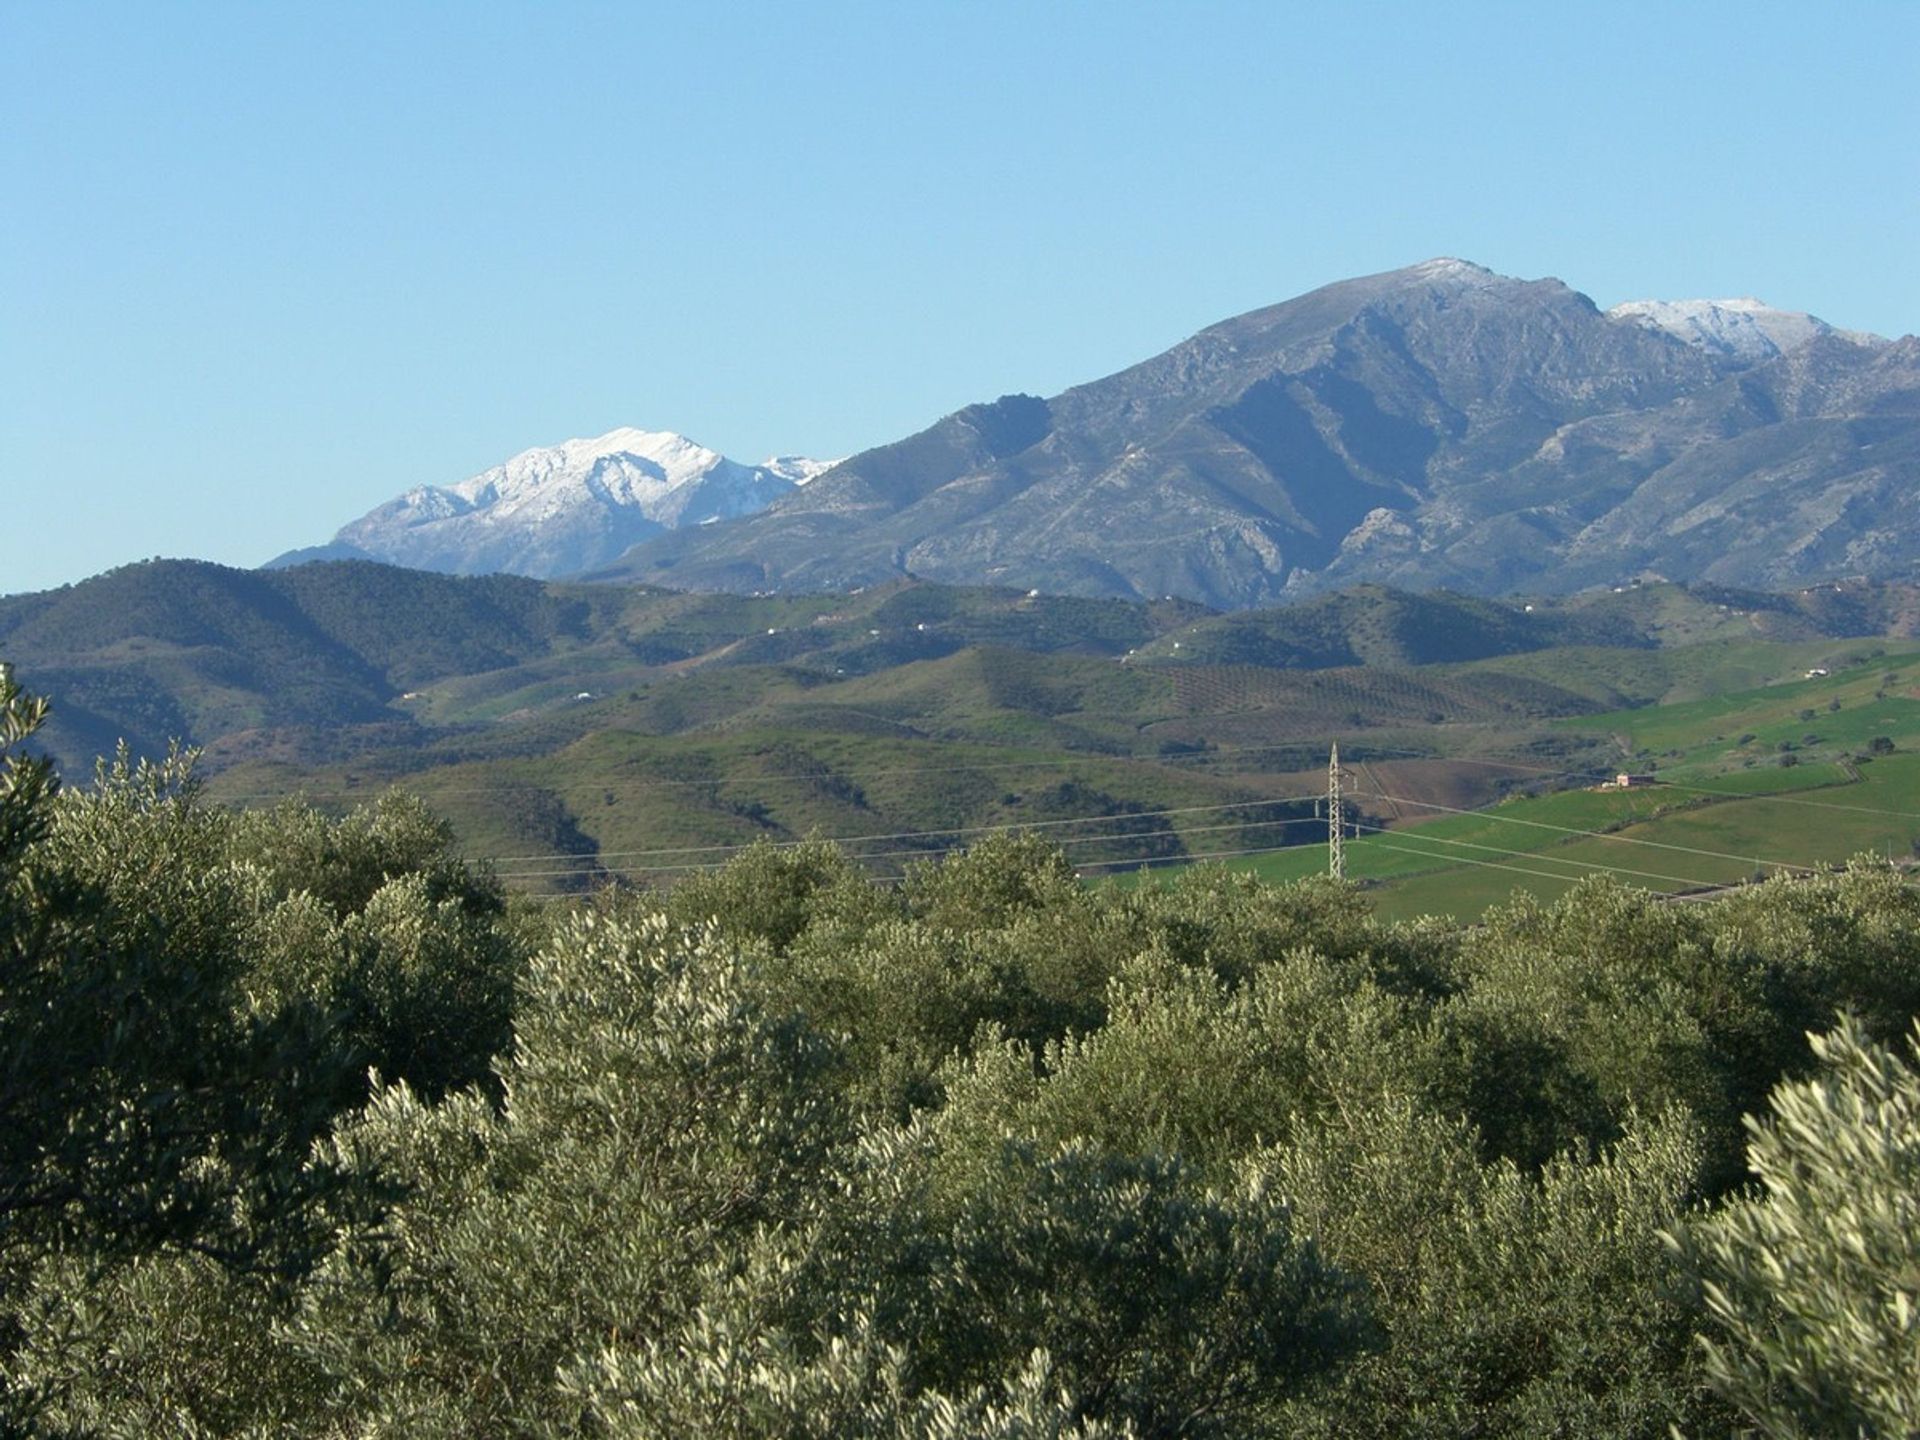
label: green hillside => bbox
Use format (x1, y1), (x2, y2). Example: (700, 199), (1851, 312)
(13, 560), (1920, 896)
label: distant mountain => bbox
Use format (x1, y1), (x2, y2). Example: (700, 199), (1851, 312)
(591, 259), (1911, 606)
(270, 429), (832, 579)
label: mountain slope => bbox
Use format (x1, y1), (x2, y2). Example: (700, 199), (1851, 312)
(271, 429), (830, 579)
(593, 260), (1909, 606)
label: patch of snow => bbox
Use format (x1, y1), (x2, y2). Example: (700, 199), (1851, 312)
(1608, 298), (1886, 363)
(1408, 257), (1499, 289)
(762, 455), (841, 485)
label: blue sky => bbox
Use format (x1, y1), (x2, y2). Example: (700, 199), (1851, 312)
(4, 1), (1916, 595)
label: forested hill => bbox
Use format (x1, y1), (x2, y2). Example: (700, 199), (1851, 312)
(8, 557), (1919, 777)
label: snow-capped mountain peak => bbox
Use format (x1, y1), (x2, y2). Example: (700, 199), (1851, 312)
(1608, 297), (1884, 363)
(277, 428), (827, 579)
(448, 428), (735, 515)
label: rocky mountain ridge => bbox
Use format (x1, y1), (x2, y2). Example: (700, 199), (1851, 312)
(591, 259), (1912, 606)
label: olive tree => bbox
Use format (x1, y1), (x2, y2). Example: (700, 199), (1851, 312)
(1675, 1017), (1920, 1437)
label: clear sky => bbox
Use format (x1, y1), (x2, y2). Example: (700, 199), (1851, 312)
(4, 1), (1916, 595)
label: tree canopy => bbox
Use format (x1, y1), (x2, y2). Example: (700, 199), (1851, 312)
(2, 666), (1915, 1436)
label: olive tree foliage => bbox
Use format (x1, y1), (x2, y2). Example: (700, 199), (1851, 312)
(1122, 864), (1390, 990)
(663, 835), (891, 954)
(1712, 861), (1920, 1048)
(908, 944), (1726, 1439)
(251, 906), (1364, 1438)
(563, 1320), (1131, 1440)
(927, 947), (1424, 1175)
(1672, 1017), (1920, 1438)
(1266, 1100), (1725, 1438)
(268, 912), (849, 1436)
(0, 666), (55, 868)
(806, 1106), (1370, 1437)
(230, 789), (496, 922)
(3, 874), (1377, 1436)
(1417, 872), (1920, 1191)
(0, 698), (342, 1278)
(0, 668), (523, 1429)
(4, 909), (832, 1435)
(0, 734), (512, 1259)
(666, 839), (1423, 1126)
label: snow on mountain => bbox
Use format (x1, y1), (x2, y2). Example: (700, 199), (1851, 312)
(1608, 297), (1884, 363)
(762, 455), (839, 485)
(278, 429), (829, 580)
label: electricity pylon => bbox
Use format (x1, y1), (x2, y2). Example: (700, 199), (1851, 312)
(1328, 743), (1348, 880)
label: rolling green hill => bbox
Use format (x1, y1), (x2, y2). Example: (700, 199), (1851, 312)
(12, 559), (1920, 894)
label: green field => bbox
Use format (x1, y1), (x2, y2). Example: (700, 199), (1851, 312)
(1121, 654), (1920, 921)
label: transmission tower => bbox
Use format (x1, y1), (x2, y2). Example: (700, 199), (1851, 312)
(1328, 743), (1347, 880)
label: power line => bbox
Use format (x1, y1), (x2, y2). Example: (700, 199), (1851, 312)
(1078, 841), (1318, 873)
(1360, 838), (1627, 888)
(491, 825), (1328, 883)
(245, 738), (1839, 886)
(193, 671), (1920, 889)
(211, 736), (1371, 806)
(1362, 789), (1815, 875)
(1650, 776), (1920, 822)
(471, 759), (1822, 881)
(1358, 740), (1920, 823)
(1346, 820), (1724, 890)
(487, 810), (1323, 875)
(216, 753), (1157, 803)
(479, 794), (1322, 870)
(1343, 743), (1608, 778)
(212, 731), (1619, 809)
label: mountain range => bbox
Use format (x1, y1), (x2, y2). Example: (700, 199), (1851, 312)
(277, 260), (1915, 609)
